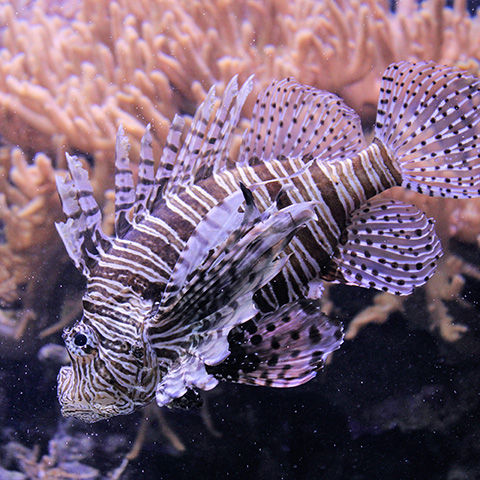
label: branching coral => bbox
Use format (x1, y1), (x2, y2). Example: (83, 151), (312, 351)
(3, 440), (99, 480)
(0, 146), (66, 338)
(0, 1), (479, 478)
(0, 0), (479, 163)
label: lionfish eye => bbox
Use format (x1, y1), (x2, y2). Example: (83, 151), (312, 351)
(65, 323), (97, 357)
(74, 333), (88, 347)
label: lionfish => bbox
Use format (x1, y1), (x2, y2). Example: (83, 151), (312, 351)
(56, 62), (480, 422)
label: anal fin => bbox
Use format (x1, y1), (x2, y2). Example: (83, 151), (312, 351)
(324, 198), (443, 295)
(207, 300), (343, 388)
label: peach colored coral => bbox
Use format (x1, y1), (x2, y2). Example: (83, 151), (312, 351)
(1, 0), (479, 163)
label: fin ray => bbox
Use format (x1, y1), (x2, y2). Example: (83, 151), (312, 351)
(162, 77), (253, 199)
(375, 61), (480, 198)
(324, 198), (443, 295)
(114, 125), (134, 237)
(56, 154), (110, 275)
(133, 124), (155, 220)
(167, 86), (217, 196)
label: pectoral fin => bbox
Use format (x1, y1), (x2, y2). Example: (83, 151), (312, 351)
(207, 300), (343, 388)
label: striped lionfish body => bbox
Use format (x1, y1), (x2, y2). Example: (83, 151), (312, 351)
(56, 62), (480, 422)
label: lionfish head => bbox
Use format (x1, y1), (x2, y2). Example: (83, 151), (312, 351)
(57, 316), (158, 423)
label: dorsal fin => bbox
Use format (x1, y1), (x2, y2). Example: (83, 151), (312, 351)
(114, 125), (134, 237)
(189, 75), (239, 183)
(148, 114), (185, 209)
(56, 155), (111, 276)
(109, 76), (365, 229)
(238, 78), (367, 166)
(203, 75), (254, 179)
(161, 76), (254, 199)
(155, 114), (185, 184)
(165, 86), (217, 198)
(64, 154), (105, 243)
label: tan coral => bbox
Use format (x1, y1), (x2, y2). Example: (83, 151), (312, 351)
(1, 0), (479, 164)
(345, 292), (405, 340)
(0, 146), (65, 337)
(4, 440), (99, 479)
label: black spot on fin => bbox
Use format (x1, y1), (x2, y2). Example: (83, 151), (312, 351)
(323, 197), (443, 295)
(207, 300), (343, 388)
(239, 182), (255, 207)
(239, 182), (260, 224)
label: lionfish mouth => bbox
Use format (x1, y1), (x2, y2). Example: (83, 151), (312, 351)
(57, 365), (124, 423)
(59, 395), (124, 423)
(60, 406), (109, 423)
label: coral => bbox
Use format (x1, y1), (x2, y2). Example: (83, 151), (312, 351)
(0, 401), (203, 479)
(0, 0), (479, 164)
(345, 291), (405, 340)
(0, 146), (66, 338)
(0, 1), (479, 477)
(2, 440), (100, 480)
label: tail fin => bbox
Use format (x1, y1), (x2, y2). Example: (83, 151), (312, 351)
(375, 61), (480, 199)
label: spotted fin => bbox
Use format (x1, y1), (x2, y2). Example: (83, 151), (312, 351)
(323, 198), (443, 295)
(207, 300), (343, 388)
(238, 78), (367, 166)
(375, 61), (480, 198)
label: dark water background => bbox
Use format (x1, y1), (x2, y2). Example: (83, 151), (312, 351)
(2, 247), (480, 479)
